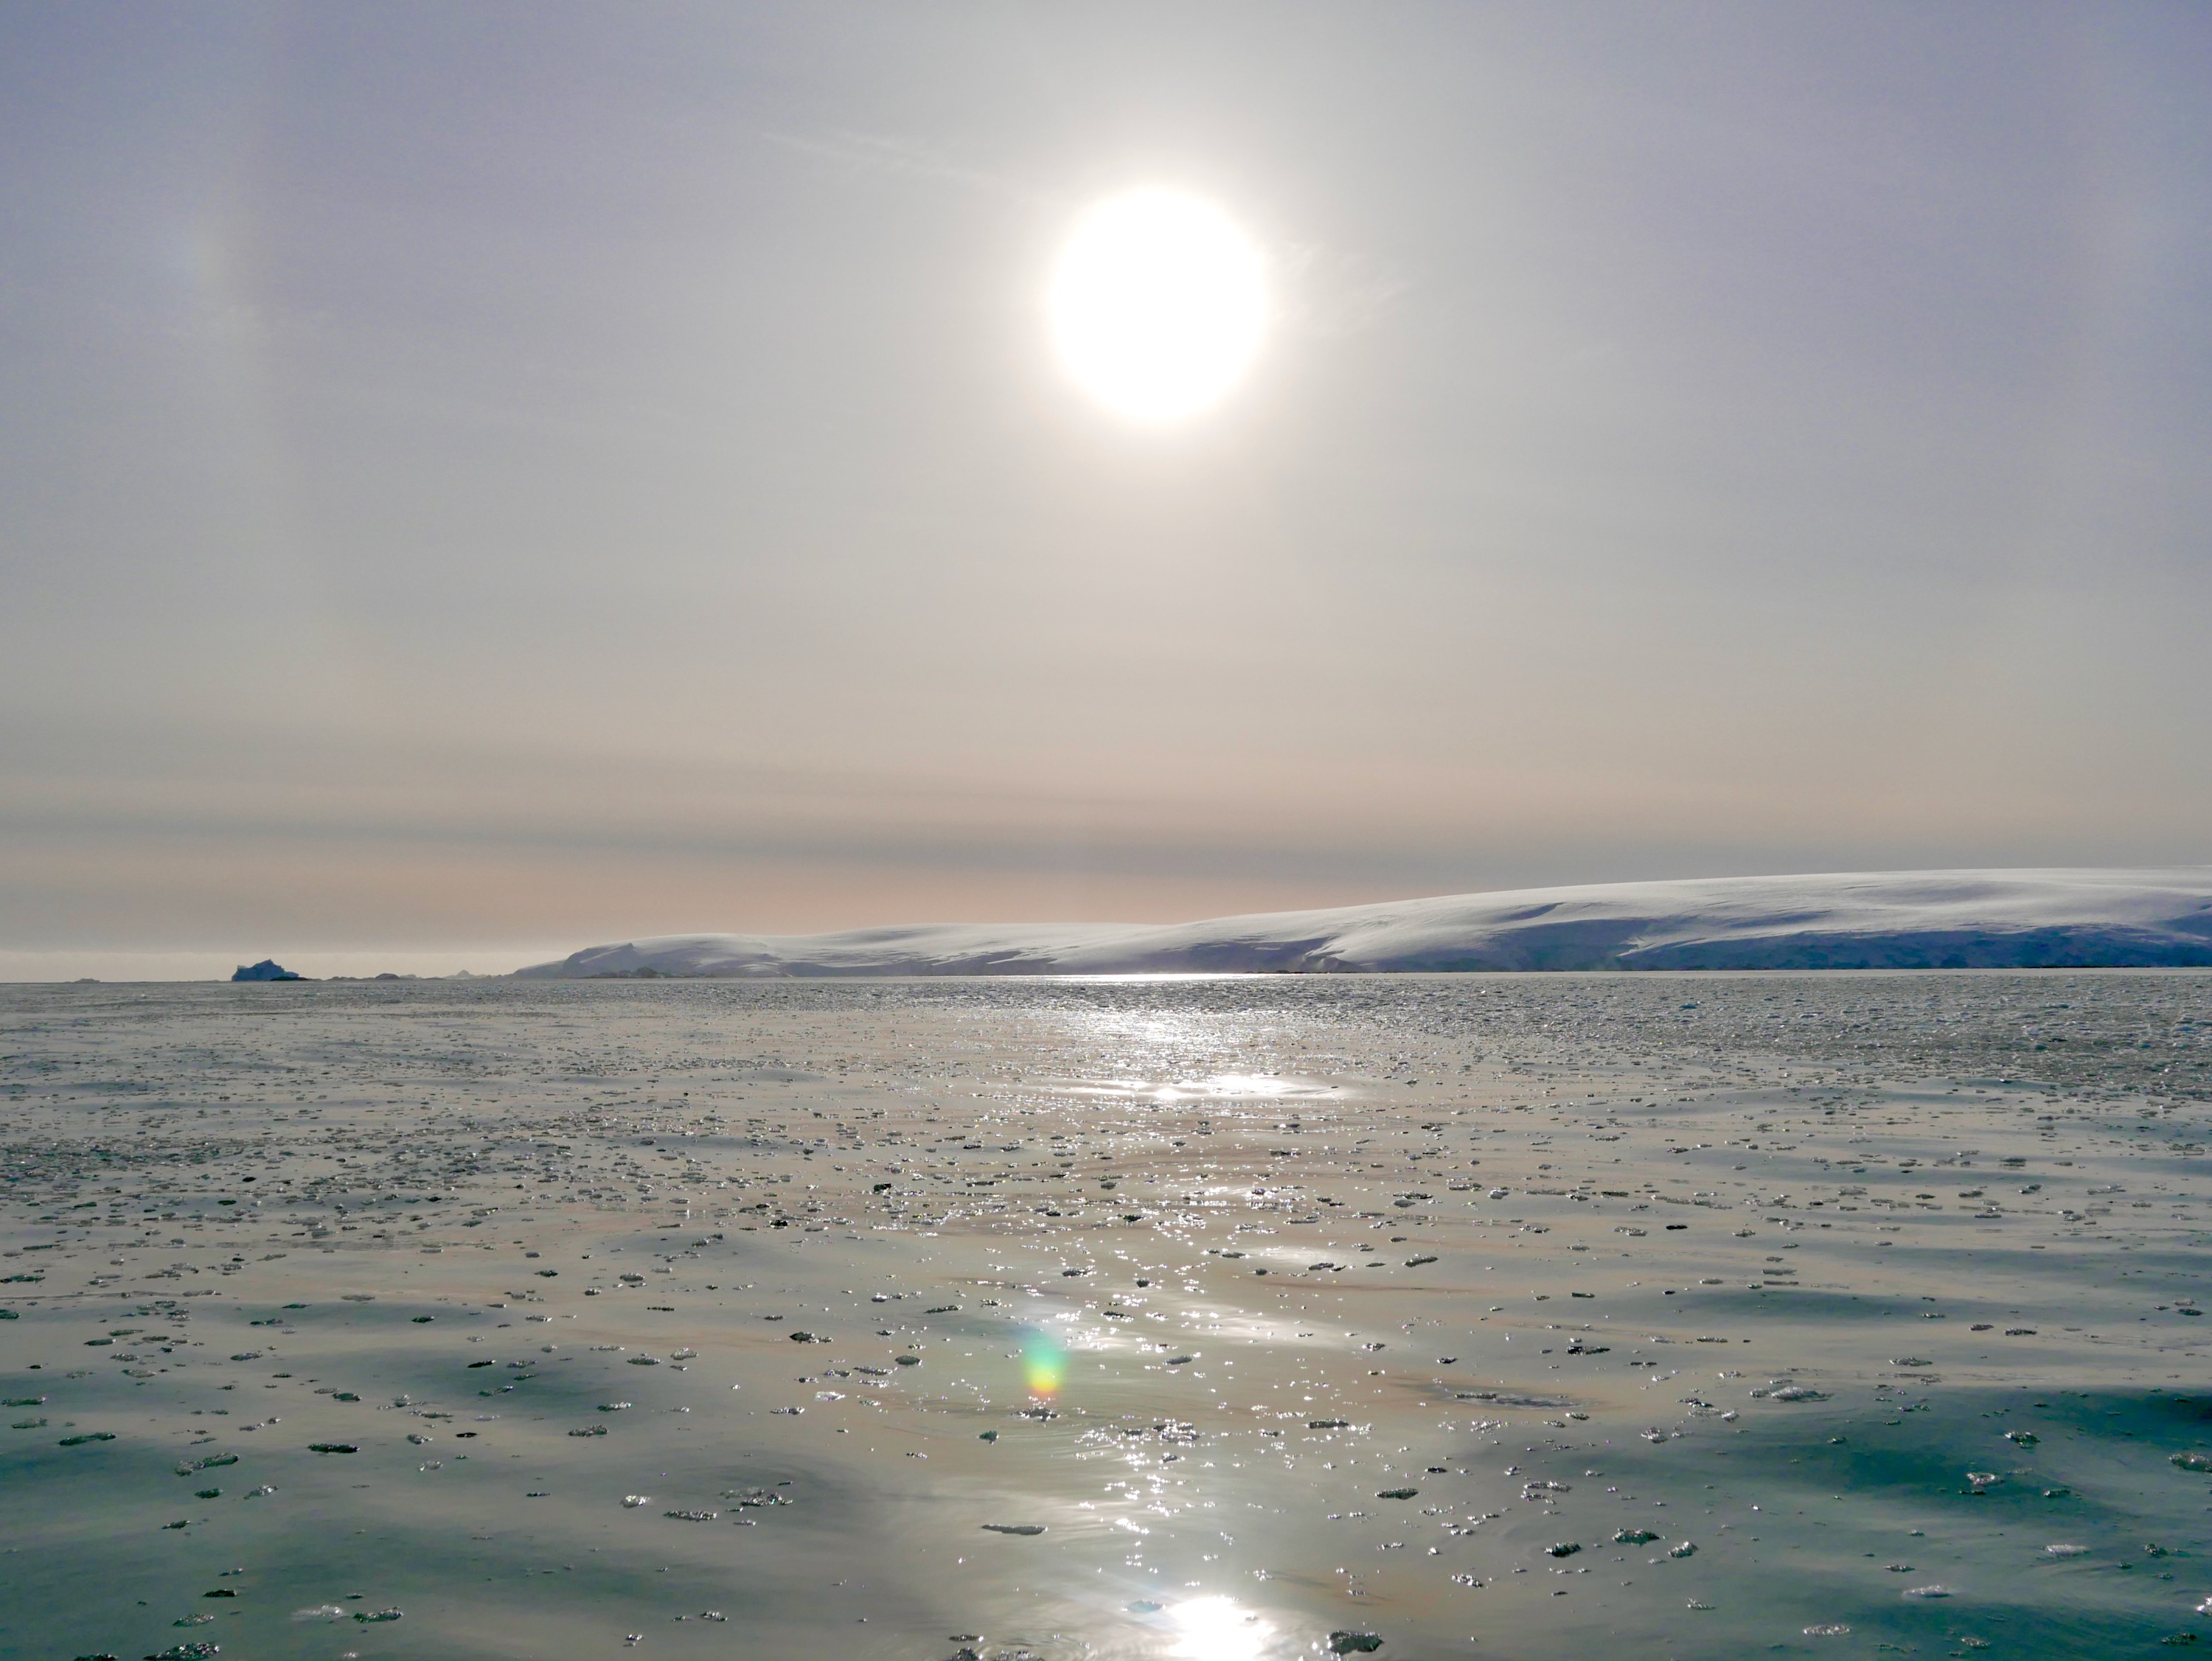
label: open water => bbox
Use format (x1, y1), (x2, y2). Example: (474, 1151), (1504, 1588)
(1, 972), (2208, 1661)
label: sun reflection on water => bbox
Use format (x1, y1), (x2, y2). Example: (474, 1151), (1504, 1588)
(1055, 1071), (1335, 1102)
(1163, 1595), (1273, 1661)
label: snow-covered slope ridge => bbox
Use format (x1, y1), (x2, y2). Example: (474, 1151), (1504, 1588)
(516, 868), (2212, 977)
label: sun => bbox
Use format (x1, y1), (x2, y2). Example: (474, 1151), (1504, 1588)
(1047, 189), (1267, 423)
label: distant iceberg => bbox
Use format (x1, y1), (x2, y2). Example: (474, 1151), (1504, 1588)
(232, 958), (305, 982)
(517, 867), (2212, 978)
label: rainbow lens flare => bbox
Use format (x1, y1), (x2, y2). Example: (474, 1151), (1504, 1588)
(1022, 1330), (1066, 1399)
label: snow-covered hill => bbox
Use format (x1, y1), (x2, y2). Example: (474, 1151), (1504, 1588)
(515, 868), (2212, 978)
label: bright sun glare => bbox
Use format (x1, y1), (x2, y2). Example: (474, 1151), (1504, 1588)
(1164, 1595), (1273, 1661)
(1048, 189), (1267, 422)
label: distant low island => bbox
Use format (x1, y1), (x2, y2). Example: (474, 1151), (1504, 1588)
(517, 867), (2212, 979)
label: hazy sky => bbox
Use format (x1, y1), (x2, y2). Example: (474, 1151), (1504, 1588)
(3, 1), (2208, 961)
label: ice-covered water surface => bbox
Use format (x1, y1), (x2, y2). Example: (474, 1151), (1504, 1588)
(1, 973), (2208, 1661)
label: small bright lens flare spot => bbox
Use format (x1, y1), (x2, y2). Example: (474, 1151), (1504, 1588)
(1048, 189), (1267, 422)
(1022, 1331), (1065, 1398)
(1165, 1595), (1272, 1661)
